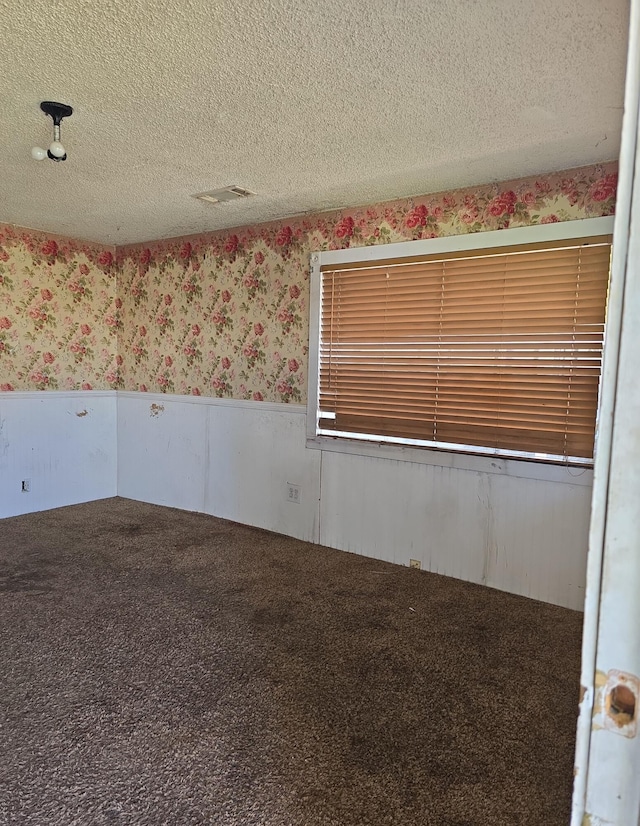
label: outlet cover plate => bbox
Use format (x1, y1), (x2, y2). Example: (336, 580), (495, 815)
(286, 483), (300, 504)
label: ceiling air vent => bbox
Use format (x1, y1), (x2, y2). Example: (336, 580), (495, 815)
(193, 185), (256, 205)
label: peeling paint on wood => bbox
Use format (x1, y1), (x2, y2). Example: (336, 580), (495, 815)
(583, 813), (614, 825)
(604, 670), (639, 738)
(590, 669), (639, 739)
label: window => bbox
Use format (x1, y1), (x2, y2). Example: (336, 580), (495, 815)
(307, 218), (614, 467)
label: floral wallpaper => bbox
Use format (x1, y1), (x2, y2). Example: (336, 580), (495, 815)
(1, 162), (617, 397)
(0, 225), (118, 391)
(117, 162), (617, 403)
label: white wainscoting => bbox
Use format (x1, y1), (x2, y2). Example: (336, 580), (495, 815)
(204, 403), (321, 542)
(116, 392), (592, 610)
(319, 450), (592, 609)
(117, 392), (209, 513)
(0, 391), (117, 519)
(0, 389), (598, 608)
(116, 393), (321, 543)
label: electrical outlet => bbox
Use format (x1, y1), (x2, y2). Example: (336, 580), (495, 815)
(21, 479), (31, 493)
(286, 483), (300, 504)
(409, 559), (421, 570)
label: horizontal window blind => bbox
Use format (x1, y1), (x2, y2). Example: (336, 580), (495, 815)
(318, 237), (611, 464)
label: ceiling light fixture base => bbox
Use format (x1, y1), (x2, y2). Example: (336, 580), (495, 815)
(40, 101), (73, 125)
(32, 100), (73, 162)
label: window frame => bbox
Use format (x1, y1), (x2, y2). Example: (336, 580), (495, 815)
(306, 216), (614, 484)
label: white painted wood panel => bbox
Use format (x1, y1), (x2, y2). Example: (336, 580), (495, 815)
(320, 450), (590, 610)
(117, 394), (208, 512)
(578, 6), (640, 818)
(319, 452), (487, 583)
(115, 392), (591, 609)
(484, 473), (591, 609)
(204, 404), (320, 542)
(117, 394), (321, 542)
(0, 391), (117, 519)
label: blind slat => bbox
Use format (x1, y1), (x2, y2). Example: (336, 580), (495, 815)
(318, 236), (611, 463)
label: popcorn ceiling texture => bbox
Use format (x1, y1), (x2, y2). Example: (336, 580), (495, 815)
(0, 0), (627, 244)
(0, 162), (617, 397)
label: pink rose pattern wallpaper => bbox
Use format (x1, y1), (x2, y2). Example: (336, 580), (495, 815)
(1, 162), (617, 400)
(117, 162), (617, 403)
(0, 226), (118, 391)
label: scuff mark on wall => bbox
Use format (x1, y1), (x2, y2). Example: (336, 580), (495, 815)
(0, 417), (8, 461)
(480, 474), (497, 586)
(76, 409), (89, 418)
(150, 403), (164, 418)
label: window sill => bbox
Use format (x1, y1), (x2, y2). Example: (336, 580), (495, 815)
(306, 434), (594, 486)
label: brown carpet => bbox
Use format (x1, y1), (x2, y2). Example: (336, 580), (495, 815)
(0, 497), (582, 825)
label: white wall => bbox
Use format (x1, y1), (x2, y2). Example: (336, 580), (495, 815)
(0, 391), (117, 519)
(320, 450), (592, 607)
(117, 393), (321, 543)
(117, 391), (592, 610)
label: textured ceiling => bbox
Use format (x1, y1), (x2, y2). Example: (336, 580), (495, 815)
(0, 0), (629, 245)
